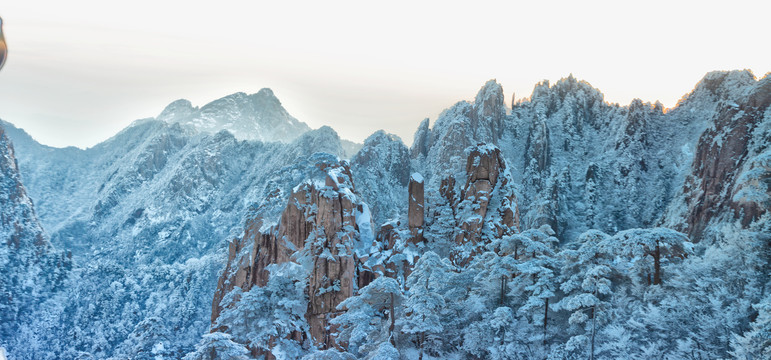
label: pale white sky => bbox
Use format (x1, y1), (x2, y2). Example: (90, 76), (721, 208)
(0, 0), (768, 148)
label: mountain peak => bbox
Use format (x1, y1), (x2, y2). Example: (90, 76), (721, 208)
(157, 99), (196, 121)
(687, 70), (756, 101)
(0, 127), (48, 250)
(156, 89), (310, 143)
(529, 75), (605, 104)
(475, 79), (504, 107)
(255, 88), (276, 99)
(365, 129), (404, 145)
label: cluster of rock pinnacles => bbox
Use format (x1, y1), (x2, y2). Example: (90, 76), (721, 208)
(212, 144), (518, 357)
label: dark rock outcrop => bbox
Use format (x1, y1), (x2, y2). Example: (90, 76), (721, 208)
(407, 173), (425, 243)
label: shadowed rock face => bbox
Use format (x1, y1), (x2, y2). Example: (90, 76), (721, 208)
(212, 159), (371, 353)
(683, 78), (771, 239)
(408, 173), (425, 243)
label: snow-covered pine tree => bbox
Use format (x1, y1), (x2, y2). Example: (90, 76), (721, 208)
(332, 276), (403, 357)
(609, 228), (691, 286)
(397, 251), (452, 359)
(183, 332), (249, 360)
(555, 229), (615, 360)
(214, 263), (308, 359)
(509, 226), (560, 347)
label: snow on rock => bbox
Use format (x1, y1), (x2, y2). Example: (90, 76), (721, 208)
(212, 156), (377, 354)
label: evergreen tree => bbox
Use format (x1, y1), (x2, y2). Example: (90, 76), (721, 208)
(397, 251), (451, 359)
(555, 230), (615, 360)
(183, 332), (249, 360)
(215, 263), (308, 359)
(509, 227), (559, 346)
(333, 276), (403, 356)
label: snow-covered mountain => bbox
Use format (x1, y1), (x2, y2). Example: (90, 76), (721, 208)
(157, 89), (311, 143)
(412, 71), (769, 242)
(209, 70), (769, 359)
(1, 71), (768, 359)
(0, 92), (361, 358)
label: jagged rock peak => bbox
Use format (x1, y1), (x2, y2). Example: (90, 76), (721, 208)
(529, 74), (605, 104)
(411, 118), (431, 158)
(693, 69), (756, 94)
(353, 130), (410, 186)
(452, 143), (520, 263)
(475, 79), (504, 107)
(157, 99), (197, 120)
(212, 154), (375, 354)
(291, 126), (345, 157)
(475, 79), (506, 122)
(254, 87), (278, 101)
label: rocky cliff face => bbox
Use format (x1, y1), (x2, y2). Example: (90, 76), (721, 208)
(212, 156), (375, 354)
(210, 142), (523, 350)
(444, 145), (520, 264)
(414, 80), (506, 183)
(676, 74), (771, 239)
(407, 173), (425, 243)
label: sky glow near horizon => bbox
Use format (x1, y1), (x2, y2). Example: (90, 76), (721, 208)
(0, 0), (768, 148)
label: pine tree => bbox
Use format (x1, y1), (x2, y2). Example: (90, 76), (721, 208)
(610, 228), (691, 286)
(397, 251), (452, 359)
(183, 332), (249, 360)
(332, 276), (403, 356)
(215, 263), (308, 358)
(509, 227), (559, 347)
(555, 230), (614, 360)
